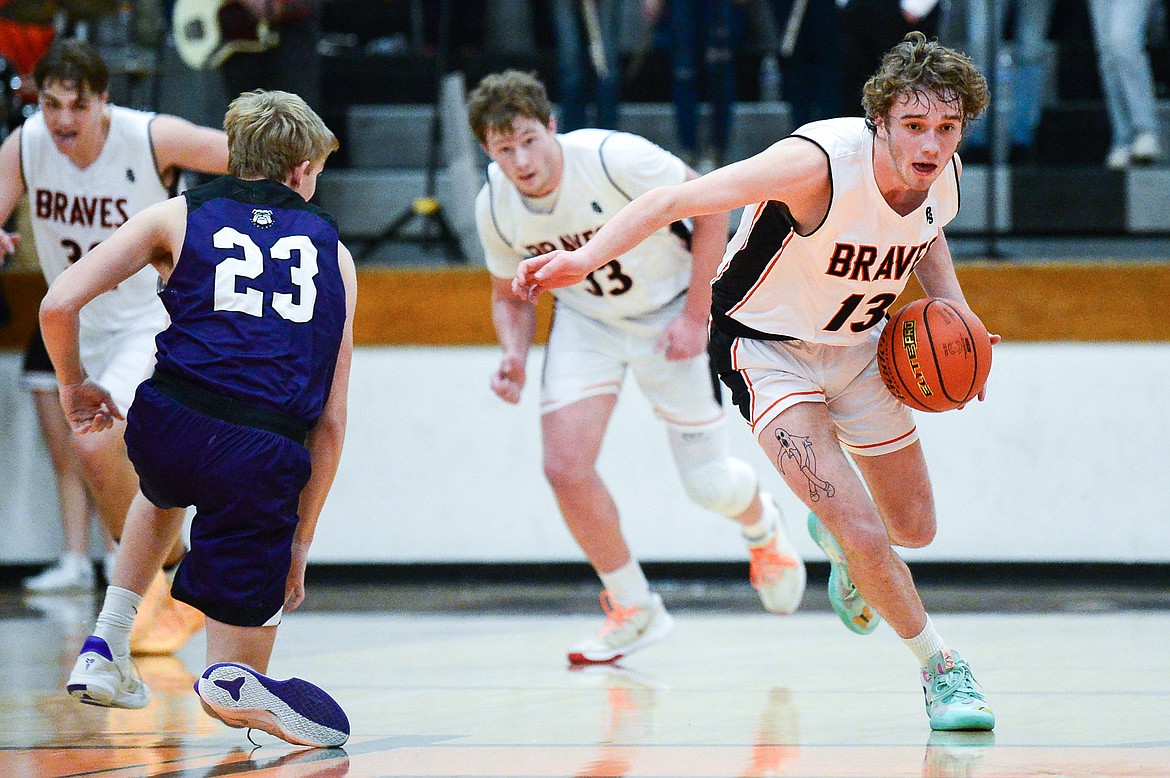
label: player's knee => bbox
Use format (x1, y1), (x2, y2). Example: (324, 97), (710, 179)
(679, 458), (758, 517)
(542, 452), (590, 492)
(889, 511), (937, 548)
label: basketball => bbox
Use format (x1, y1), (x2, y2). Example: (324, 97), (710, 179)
(877, 298), (993, 413)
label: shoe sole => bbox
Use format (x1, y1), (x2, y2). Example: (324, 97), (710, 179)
(567, 609), (676, 665)
(197, 663), (349, 747)
(930, 710), (996, 731)
(67, 669), (150, 709)
(807, 512), (881, 635)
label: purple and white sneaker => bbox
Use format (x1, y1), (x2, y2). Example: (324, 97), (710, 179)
(196, 662), (349, 747)
(66, 635), (150, 709)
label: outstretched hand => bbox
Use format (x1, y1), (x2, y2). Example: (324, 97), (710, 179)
(513, 249), (595, 302)
(59, 380), (124, 433)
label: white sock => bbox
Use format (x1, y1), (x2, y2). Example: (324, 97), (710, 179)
(903, 616), (948, 666)
(599, 560), (652, 608)
(742, 492), (779, 543)
(93, 586), (143, 657)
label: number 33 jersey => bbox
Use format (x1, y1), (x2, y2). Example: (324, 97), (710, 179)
(21, 105), (171, 336)
(476, 129), (694, 324)
(156, 176), (346, 426)
(712, 117), (959, 346)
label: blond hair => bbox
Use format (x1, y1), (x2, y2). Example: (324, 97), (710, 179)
(862, 32), (990, 132)
(224, 90), (338, 181)
(467, 70), (553, 144)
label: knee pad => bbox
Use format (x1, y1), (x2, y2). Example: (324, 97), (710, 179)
(667, 419), (759, 516)
(679, 457), (758, 517)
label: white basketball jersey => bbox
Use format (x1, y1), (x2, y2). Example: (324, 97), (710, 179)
(713, 117), (959, 346)
(21, 105), (170, 335)
(477, 129), (693, 324)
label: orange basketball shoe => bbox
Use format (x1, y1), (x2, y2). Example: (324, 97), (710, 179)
(131, 594), (205, 655)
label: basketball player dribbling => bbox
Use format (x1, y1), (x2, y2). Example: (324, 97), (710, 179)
(516, 33), (1000, 731)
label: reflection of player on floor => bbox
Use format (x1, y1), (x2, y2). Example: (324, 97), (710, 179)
(46, 89), (356, 748)
(0, 39), (229, 652)
(468, 70), (807, 666)
(516, 33), (998, 731)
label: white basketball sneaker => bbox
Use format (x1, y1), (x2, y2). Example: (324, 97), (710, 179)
(66, 635), (150, 709)
(746, 494), (807, 615)
(24, 555), (94, 593)
(568, 591), (674, 665)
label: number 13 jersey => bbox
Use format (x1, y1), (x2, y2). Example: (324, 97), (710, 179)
(712, 117), (960, 346)
(156, 176), (346, 426)
(477, 129), (694, 325)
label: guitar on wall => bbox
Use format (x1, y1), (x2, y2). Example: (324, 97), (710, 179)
(172, 0), (311, 70)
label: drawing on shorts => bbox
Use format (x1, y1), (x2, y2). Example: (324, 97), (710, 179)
(775, 428), (836, 503)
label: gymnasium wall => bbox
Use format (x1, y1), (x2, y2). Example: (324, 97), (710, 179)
(1, 264), (1168, 564)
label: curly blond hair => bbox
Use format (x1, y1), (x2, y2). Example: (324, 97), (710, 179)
(862, 32), (990, 132)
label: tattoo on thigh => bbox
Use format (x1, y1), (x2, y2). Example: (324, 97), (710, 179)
(775, 428), (835, 503)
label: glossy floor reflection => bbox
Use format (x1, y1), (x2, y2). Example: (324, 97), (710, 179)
(1, 582), (1168, 777)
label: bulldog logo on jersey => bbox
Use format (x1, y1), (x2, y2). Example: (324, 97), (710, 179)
(591, 201), (603, 214)
(251, 209), (275, 229)
(126, 167), (135, 183)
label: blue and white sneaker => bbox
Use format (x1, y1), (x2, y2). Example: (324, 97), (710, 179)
(67, 635), (150, 709)
(807, 512), (881, 635)
(196, 662), (350, 748)
(921, 649), (996, 731)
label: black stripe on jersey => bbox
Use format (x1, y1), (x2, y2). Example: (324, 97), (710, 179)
(600, 131), (694, 251)
(486, 171), (514, 249)
(952, 152), (961, 212)
(710, 200), (801, 342)
(185, 175), (339, 232)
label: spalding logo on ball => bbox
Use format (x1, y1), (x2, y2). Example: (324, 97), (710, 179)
(877, 298), (992, 412)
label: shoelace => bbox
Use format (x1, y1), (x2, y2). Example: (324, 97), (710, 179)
(749, 542), (799, 588)
(597, 590), (640, 636)
(932, 662), (984, 704)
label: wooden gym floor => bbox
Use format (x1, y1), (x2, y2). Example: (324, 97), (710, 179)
(1, 573), (1168, 778)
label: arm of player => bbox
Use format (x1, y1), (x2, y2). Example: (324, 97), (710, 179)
(0, 130), (25, 260)
(285, 241), (357, 611)
(913, 229), (1000, 402)
(151, 114), (230, 178)
(659, 167), (728, 361)
(514, 137), (829, 299)
(40, 197), (185, 433)
(490, 274), (536, 404)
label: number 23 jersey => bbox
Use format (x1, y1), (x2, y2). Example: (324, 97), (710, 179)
(477, 129), (693, 324)
(712, 117), (960, 346)
(155, 176), (346, 426)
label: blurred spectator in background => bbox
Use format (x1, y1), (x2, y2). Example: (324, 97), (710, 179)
(220, 0), (322, 110)
(959, 0), (1056, 163)
(554, 0), (622, 130)
(642, 0), (745, 172)
(765, 0), (843, 128)
(1088, 0), (1164, 168)
(837, 0), (940, 114)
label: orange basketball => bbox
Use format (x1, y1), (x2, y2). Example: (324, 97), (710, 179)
(876, 298), (993, 413)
